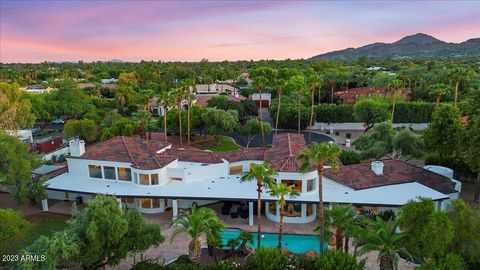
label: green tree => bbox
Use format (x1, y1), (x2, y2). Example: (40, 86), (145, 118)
(132, 110), (155, 139)
(268, 182), (299, 249)
(0, 132), (42, 205)
(315, 249), (365, 270)
(428, 83), (451, 105)
(353, 97), (389, 132)
(355, 217), (409, 270)
(339, 151), (361, 165)
(70, 195), (164, 269)
(0, 208), (30, 242)
(18, 231), (79, 270)
(170, 206), (225, 263)
(298, 142), (341, 253)
(320, 204), (363, 252)
(239, 119), (272, 148)
(241, 162), (277, 248)
(63, 119), (97, 142)
(0, 82), (36, 130)
(465, 116), (480, 202)
(201, 108), (239, 144)
(449, 67), (475, 106)
(158, 91), (176, 143)
(49, 80), (94, 119)
(423, 104), (464, 162)
(447, 200), (480, 268)
(100, 118), (138, 141)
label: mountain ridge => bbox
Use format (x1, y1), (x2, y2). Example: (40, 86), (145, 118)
(311, 33), (480, 59)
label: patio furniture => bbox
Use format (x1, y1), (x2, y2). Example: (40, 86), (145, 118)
(240, 208), (249, 219)
(230, 211), (239, 218)
(221, 205), (231, 215)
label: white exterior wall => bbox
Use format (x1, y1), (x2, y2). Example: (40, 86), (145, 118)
(47, 190), (94, 202)
(181, 162), (228, 183)
(227, 160), (264, 173)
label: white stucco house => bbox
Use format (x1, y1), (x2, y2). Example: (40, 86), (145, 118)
(44, 134), (460, 225)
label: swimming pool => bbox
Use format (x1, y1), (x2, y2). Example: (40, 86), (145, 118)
(220, 228), (328, 253)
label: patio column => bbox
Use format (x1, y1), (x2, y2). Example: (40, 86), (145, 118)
(172, 199), (178, 220)
(248, 201), (254, 226)
(116, 197), (122, 209)
(41, 199), (48, 212)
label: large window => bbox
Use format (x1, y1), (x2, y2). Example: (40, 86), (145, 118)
(151, 174), (159, 185)
(133, 173), (138, 183)
(88, 165), (102, 178)
(306, 179), (315, 192)
(104, 166), (116, 180)
(307, 204), (314, 216)
(117, 167), (132, 181)
(139, 174), (150, 185)
(282, 180), (302, 192)
(152, 199), (161, 208)
(269, 203), (277, 215)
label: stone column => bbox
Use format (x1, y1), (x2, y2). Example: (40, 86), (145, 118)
(249, 201), (254, 226)
(41, 199), (48, 212)
(172, 199), (178, 220)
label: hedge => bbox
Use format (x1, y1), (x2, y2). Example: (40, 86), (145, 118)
(269, 101), (311, 130)
(315, 102), (435, 124)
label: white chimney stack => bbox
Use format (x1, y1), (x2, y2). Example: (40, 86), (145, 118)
(69, 139), (85, 157)
(371, 161), (384, 175)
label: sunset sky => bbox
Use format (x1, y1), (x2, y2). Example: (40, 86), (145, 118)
(1, 1), (479, 63)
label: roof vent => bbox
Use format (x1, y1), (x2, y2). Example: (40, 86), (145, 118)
(371, 161), (384, 175)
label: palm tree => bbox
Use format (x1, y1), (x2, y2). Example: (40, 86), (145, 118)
(389, 79), (405, 122)
(449, 67), (475, 106)
(268, 182), (299, 249)
(170, 206), (225, 263)
(174, 87), (186, 148)
(306, 72), (320, 142)
(254, 76), (268, 146)
(241, 162), (277, 248)
(319, 204), (364, 252)
(181, 78), (196, 149)
(159, 91), (175, 143)
(297, 142), (341, 253)
(132, 110), (153, 139)
(428, 83), (450, 105)
(274, 78), (286, 135)
(355, 217), (410, 270)
(236, 231), (254, 252)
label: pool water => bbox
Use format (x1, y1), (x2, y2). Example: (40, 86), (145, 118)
(220, 228), (328, 253)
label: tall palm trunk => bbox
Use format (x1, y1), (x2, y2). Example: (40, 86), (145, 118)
(256, 178), (263, 248)
(318, 85), (321, 104)
(454, 80), (460, 106)
(177, 99), (183, 148)
(187, 89), (191, 149)
(297, 90), (301, 134)
(309, 84), (315, 142)
(258, 87), (265, 146)
(318, 160), (325, 253)
(330, 85), (334, 103)
(344, 235), (350, 252)
(163, 107), (168, 143)
(474, 169), (480, 202)
(391, 89), (397, 122)
(436, 96), (441, 106)
(278, 205), (285, 249)
(275, 86), (282, 135)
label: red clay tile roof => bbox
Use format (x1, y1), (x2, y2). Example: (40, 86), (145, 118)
(74, 136), (173, 170)
(336, 87), (412, 104)
(216, 148), (267, 163)
(163, 149), (223, 164)
(323, 159), (457, 194)
(195, 94), (246, 107)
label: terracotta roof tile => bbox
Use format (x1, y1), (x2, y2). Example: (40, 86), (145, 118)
(75, 136), (173, 170)
(323, 159), (457, 194)
(164, 149), (223, 164)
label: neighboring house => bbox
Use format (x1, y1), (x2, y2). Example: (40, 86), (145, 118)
(195, 94), (246, 107)
(22, 85), (55, 94)
(7, 129), (33, 144)
(196, 83), (238, 94)
(250, 93), (271, 107)
(335, 87), (412, 104)
(148, 97), (192, 116)
(45, 134), (460, 225)
(77, 82), (97, 89)
(34, 136), (63, 154)
(101, 78), (118, 84)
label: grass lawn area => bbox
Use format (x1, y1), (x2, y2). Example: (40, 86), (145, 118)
(195, 136), (241, 152)
(0, 213), (68, 261)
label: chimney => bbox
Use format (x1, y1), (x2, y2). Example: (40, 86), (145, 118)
(371, 161), (384, 175)
(69, 139), (85, 157)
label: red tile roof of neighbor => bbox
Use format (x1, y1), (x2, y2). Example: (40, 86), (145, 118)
(323, 159), (457, 194)
(336, 87), (412, 104)
(195, 94), (246, 107)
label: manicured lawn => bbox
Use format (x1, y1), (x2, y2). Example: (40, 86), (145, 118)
(195, 136), (241, 152)
(0, 213), (68, 260)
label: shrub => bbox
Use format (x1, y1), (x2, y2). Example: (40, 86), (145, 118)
(131, 259), (240, 270)
(339, 151), (361, 165)
(247, 248), (290, 270)
(334, 131), (340, 136)
(345, 133), (352, 139)
(315, 249), (364, 270)
(325, 130), (330, 134)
